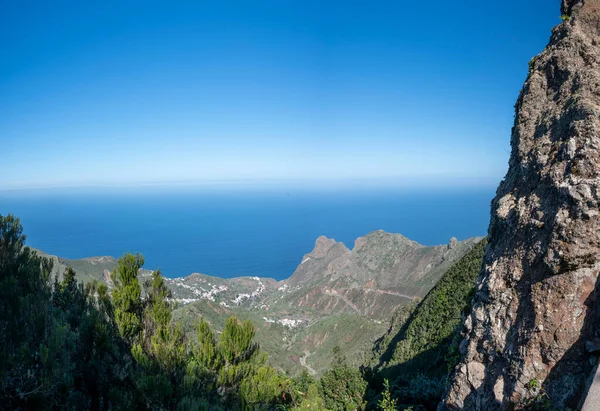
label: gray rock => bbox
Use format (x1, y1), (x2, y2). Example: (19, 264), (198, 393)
(440, 1), (600, 409)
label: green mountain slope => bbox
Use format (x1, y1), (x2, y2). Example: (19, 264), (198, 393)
(365, 238), (487, 409)
(173, 300), (386, 376)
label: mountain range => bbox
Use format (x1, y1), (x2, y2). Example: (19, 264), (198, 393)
(38, 230), (481, 376)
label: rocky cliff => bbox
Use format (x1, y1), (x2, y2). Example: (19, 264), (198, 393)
(282, 230), (481, 320)
(440, 1), (600, 409)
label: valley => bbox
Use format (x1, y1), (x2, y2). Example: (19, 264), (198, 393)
(39, 230), (482, 376)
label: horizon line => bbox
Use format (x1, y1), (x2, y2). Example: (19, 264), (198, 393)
(0, 175), (502, 192)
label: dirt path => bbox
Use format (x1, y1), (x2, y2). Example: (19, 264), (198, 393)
(323, 289), (363, 316)
(363, 288), (415, 300)
(299, 349), (317, 376)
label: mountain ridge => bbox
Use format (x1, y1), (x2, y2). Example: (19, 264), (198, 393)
(36, 229), (482, 376)
(37, 229), (481, 309)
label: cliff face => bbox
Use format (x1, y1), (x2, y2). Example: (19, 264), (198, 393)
(440, 1), (600, 409)
(288, 231), (480, 290)
(285, 231), (482, 319)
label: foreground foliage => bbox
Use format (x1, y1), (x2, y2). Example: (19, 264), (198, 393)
(0, 214), (288, 409)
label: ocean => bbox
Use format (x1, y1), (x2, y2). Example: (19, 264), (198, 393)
(0, 185), (495, 280)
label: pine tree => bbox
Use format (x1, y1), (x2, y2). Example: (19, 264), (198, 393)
(219, 316), (258, 364)
(142, 269), (187, 407)
(111, 253), (144, 342)
(194, 317), (223, 370)
(378, 379), (398, 411)
(1, 214), (296, 410)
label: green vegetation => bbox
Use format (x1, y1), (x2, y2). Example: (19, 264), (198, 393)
(560, 14), (570, 21)
(288, 370), (325, 409)
(0, 213), (488, 410)
(518, 378), (552, 410)
(0, 214), (288, 409)
(34, 229), (480, 381)
(0, 214), (133, 409)
(378, 380), (398, 411)
(389, 239), (485, 367)
(174, 300), (386, 377)
(320, 346), (367, 410)
(526, 378), (540, 391)
(364, 239), (487, 409)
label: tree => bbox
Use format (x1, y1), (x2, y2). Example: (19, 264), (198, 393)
(219, 316), (258, 365)
(193, 317), (222, 370)
(378, 379), (398, 411)
(0, 214), (294, 410)
(320, 346), (367, 411)
(138, 269), (187, 407)
(291, 370), (329, 410)
(146, 270), (186, 378)
(0, 215), (137, 409)
(111, 253), (144, 342)
(0, 215), (59, 408)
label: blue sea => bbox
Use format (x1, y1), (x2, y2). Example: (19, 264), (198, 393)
(0, 185), (495, 280)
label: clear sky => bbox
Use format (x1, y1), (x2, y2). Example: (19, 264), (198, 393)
(1, 1), (561, 189)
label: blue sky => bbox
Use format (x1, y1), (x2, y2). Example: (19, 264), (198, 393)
(1, 1), (560, 189)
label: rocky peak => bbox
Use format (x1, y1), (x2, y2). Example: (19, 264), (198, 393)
(311, 235), (344, 258)
(440, 2), (600, 409)
(286, 236), (350, 286)
(562, 0), (599, 30)
(353, 229), (422, 253)
(286, 228), (481, 314)
(562, 0), (583, 15)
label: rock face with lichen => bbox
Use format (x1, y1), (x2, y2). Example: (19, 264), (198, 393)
(439, 1), (600, 409)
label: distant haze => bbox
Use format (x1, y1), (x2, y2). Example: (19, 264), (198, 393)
(1, 1), (559, 189)
(0, 187), (493, 279)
